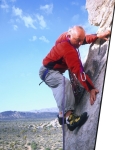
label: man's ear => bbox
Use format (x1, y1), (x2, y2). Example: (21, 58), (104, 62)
(66, 34), (71, 39)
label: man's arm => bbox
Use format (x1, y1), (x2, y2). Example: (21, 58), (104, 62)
(82, 30), (111, 45)
(82, 34), (98, 45)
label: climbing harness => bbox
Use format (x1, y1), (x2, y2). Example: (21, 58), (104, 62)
(39, 68), (49, 85)
(41, 68), (49, 81)
(68, 49), (86, 104)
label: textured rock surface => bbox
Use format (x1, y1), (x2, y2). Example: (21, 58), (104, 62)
(86, 0), (115, 32)
(65, 1), (115, 150)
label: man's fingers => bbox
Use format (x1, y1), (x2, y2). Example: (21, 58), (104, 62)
(95, 89), (99, 94)
(90, 96), (95, 105)
(97, 30), (111, 40)
(104, 37), (109, 41)
(90, 98), (94, 105)
(106, 30), (111, 34)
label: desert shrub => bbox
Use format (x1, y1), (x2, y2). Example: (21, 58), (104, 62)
(10, 142), (15, 149)
(23, 135), (27, 140)
(17, 134), (20, 137)
(27, 142), (31, 145)
(45, 148), (50, 150)
(31, 141), (37, 150)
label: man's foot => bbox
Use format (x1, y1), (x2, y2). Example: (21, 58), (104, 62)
(67, 112), (88, 131)
(57, 115), (66, 125)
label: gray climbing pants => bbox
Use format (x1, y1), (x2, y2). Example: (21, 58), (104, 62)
(39, 66), (75, 114)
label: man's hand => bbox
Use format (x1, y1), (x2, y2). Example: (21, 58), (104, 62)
(90, 89), (99, 105)
(97, 30), (111, 41)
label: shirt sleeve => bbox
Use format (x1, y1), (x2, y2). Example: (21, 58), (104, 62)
(82, 34), (98, 45)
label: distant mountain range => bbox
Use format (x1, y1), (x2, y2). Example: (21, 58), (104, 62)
(0, 107), (59, 120)
(30, 107), (58, 113)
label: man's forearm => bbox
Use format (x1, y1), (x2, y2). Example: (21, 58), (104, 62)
(82, 34), (98, 45)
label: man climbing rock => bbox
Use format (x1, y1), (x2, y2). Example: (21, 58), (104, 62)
(39, 26), (110, 131)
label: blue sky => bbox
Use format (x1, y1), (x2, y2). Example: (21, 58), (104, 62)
(0, 0), (99, 112)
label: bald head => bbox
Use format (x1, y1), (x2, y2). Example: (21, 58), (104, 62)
(69, 26), (85, 34)
(67, 26), (86, 48)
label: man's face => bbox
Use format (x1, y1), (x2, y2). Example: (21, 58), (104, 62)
(69, 29), (85, 48)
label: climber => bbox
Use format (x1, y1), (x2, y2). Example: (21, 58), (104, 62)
(39, 26), (111, 131)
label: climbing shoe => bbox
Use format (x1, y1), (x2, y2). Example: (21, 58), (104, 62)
(67, 112), (88, 131)
(57, 115), (66, 125)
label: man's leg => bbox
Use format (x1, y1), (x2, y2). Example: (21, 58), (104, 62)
(39, 66), (88, 131)
(39, 66), (75, 113)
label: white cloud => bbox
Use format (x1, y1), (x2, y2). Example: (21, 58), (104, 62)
(2, 3), (47, 30)
(0, 0), (9, 10)
(16, 18), (20, 23)
(13, 24), (18, 30)
(29, 36), (37, 41)
(40, 4), (53, 14)
(22, 16), (36, 29)
(36, 14), (47, 29)
(12, 6), (22, 17)
(39, 36), (49, 43)
(12, 6), (37, 29)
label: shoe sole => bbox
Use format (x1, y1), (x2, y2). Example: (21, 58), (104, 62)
(67, 112), (88, 131)
(57, 115), (66, 125)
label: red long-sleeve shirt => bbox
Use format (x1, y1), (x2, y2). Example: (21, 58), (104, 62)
(43, 32), (98, 92)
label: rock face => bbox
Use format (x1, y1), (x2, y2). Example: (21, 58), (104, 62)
(86, 0), (115, 32)
(65, 1), (115, 150)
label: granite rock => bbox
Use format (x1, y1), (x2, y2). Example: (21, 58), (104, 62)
(65, 1), (114, 150)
